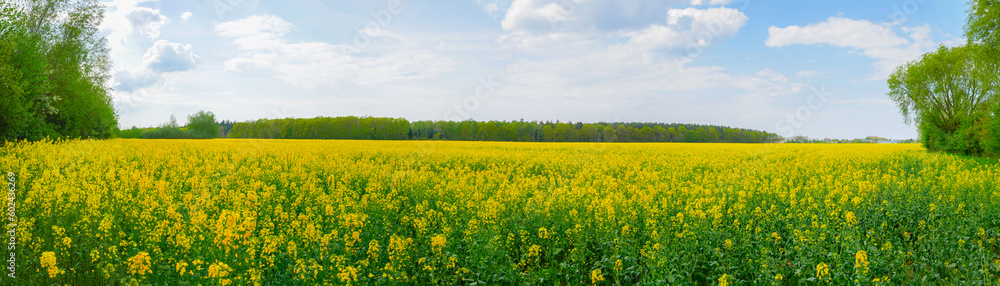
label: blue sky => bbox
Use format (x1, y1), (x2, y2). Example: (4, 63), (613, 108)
(101, 0), (970, 139)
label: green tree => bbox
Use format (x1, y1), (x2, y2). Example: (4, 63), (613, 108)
(187, 110), (219, 139)
(676, 126), (687, 142)
(693, 127), (707, 142)
(0, 0), (117, 141)
(653, 126), (667, 142)
(615, 125), (630, 142)
(966, 0), (1000, 154)
(985, 103), (1000, 153)
(117, 126), (143, 138)
(46, 1), (117, 138)
(967, 0), (1000, 48)
(887, 44), (997, 154)
(554, 123), (572, 142)
(602, 126), (617, 142)
(706, 127), (720, 142)
(142, 115), (191, 139)
(638, 126), (653, 142)
(1, 2), (57, 141)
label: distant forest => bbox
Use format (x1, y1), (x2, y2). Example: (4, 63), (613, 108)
(223, 116), (782, 143)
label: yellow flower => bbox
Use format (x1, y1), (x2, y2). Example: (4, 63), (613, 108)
(176, 261), (189, 275)
(528, 244), (542, 258)
(39, 251), (64, 278)
(207, 261), (232, 278)
(367, 240), (381, 261)
(855, 250), (869, 275)
(12, 133), (995, 284)
(538, 227), (549, 240)
(51, 225), (65, 237)
(816, 262), (830, 281)
(431, 234), (447, 253)
(590, 269), (604, 284)
(288, 241), (298, 258)
(719, 274), (731, 286)
(845, 211), (857, 226)
(338, 265), (358, 282)
(126, 251), (151, 276)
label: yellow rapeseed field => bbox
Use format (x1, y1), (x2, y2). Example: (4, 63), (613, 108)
(1, 139), (999, 285)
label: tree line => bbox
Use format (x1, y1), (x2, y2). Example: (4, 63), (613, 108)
(118, 111), (220, 139)
(887, 0), (1000, 156)
(0, 0), (118, 141)
(228, 116), (410, 140)
(223, 116), (781, 143)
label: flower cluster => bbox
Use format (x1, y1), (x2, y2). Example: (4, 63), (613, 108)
(4, 139), (999, 284)
(127, 252), (152, 276)
(39, 252), (63, 278)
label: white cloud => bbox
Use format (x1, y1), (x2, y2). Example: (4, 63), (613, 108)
(214, 15), (291, 51)
(113, 69), (158, 93)
(271, 45), (452, 87)
(487, 1), (779, 124)
(475, 0), (505, 16)
(143, 40), (200, 73)
(500, 0), (731, 35)
(499, 43), (804, 105)
(766, 17), (907, 49)
(101, 0), (168, 54)
(486, 46), (807, 130)
(181, 12), (192, 20)
(496, 31), (601, 55)
(766, 17), (948, 79)
(623, 7), (747, 53)
(126, 7), (169, 40)
(114, 40), (200, 92)
(756, 69), (789, 83)
(500, 0), (567, 32)
(224, 54), (275, 71)
(216, 15), (455, 88)
(498, 4), (748, 59)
